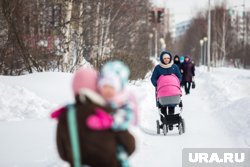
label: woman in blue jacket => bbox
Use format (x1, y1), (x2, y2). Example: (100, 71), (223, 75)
(150, 51), (182, 130)
(151, 51), (182, 87)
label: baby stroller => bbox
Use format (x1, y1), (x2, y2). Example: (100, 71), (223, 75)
(155, 74), (185, 135)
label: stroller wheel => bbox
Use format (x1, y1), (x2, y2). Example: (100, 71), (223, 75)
(169, 125), (173, 131)
(163, 124), (168, 136)
(178, 122), (183, 135)
(181, 118), (186, 133)
(156, 120), (160, 134)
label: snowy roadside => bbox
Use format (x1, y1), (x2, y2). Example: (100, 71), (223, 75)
(197, 67), (250, 147)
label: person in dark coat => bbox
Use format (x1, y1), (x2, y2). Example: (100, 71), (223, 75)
(53, 67), (135, 167)
(151, 51), (182, 130)
(180, 55), (195, 95)
(174, 55), (185, 87)
(174, 55), (181, 69)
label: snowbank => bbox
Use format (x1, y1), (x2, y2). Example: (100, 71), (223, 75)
(218, 97), (250, 146)
(197, 67), (250, 147)
(0, 72), (74, 105)
(0, 82), (55, 121)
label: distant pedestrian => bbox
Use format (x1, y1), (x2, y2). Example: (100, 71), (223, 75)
(174, 55), (184, 87)
(174, 55), (181, 70)
(180, 55), (195, 95)
(179, 56), (185, 64)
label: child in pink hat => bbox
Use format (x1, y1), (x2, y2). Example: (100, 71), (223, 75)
(86, 61), (138, 167)
(87, 61), (138, 130)
(51, 66), (136, 167)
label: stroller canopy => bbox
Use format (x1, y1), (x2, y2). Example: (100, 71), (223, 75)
(157, 74), (182, 98)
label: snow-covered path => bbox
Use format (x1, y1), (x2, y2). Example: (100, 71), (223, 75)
(0, 119), (60, 167)
(130, 69), (239, 167)
(0, 67), (249, 167)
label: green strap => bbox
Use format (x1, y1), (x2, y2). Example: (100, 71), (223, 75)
(67, 104), (81, 167)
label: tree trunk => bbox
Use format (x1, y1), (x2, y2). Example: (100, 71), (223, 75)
(102, 7), (111, 59)
(62, 0), (73, 72)
(94, 2), (100, 68)
(221, 10), (226, 66)
(71, 1), (84, 72)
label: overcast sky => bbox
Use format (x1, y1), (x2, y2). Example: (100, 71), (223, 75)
(152, 0), (250, 24)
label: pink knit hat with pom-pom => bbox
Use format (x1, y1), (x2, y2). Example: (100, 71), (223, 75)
(72, 67), (98, 95)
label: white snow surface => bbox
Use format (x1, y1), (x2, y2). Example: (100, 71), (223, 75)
(0, 67), (250, 166)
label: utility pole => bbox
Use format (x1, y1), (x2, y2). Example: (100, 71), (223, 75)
(148, 8), (165, 59)
(148, 10), (158, 59)
(154, 27), (158, 59)
(149, 33), (153, 57)
(203, 37), (208, 65)
(243, 0), (247, 68)
(207, 0), (211, 72)
(200, 39), (204, 66)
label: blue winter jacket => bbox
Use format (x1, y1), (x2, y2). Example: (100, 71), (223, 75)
(151, 51), (182, 87)
(151, 64), (182, 87)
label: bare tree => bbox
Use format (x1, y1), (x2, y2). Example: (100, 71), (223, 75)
(0, 0), (153, 78)
(175, 2), (250, 68)
(176, 11), (207, 64)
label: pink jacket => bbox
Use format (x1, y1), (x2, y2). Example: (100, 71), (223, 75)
(157, 74), (182, 98)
